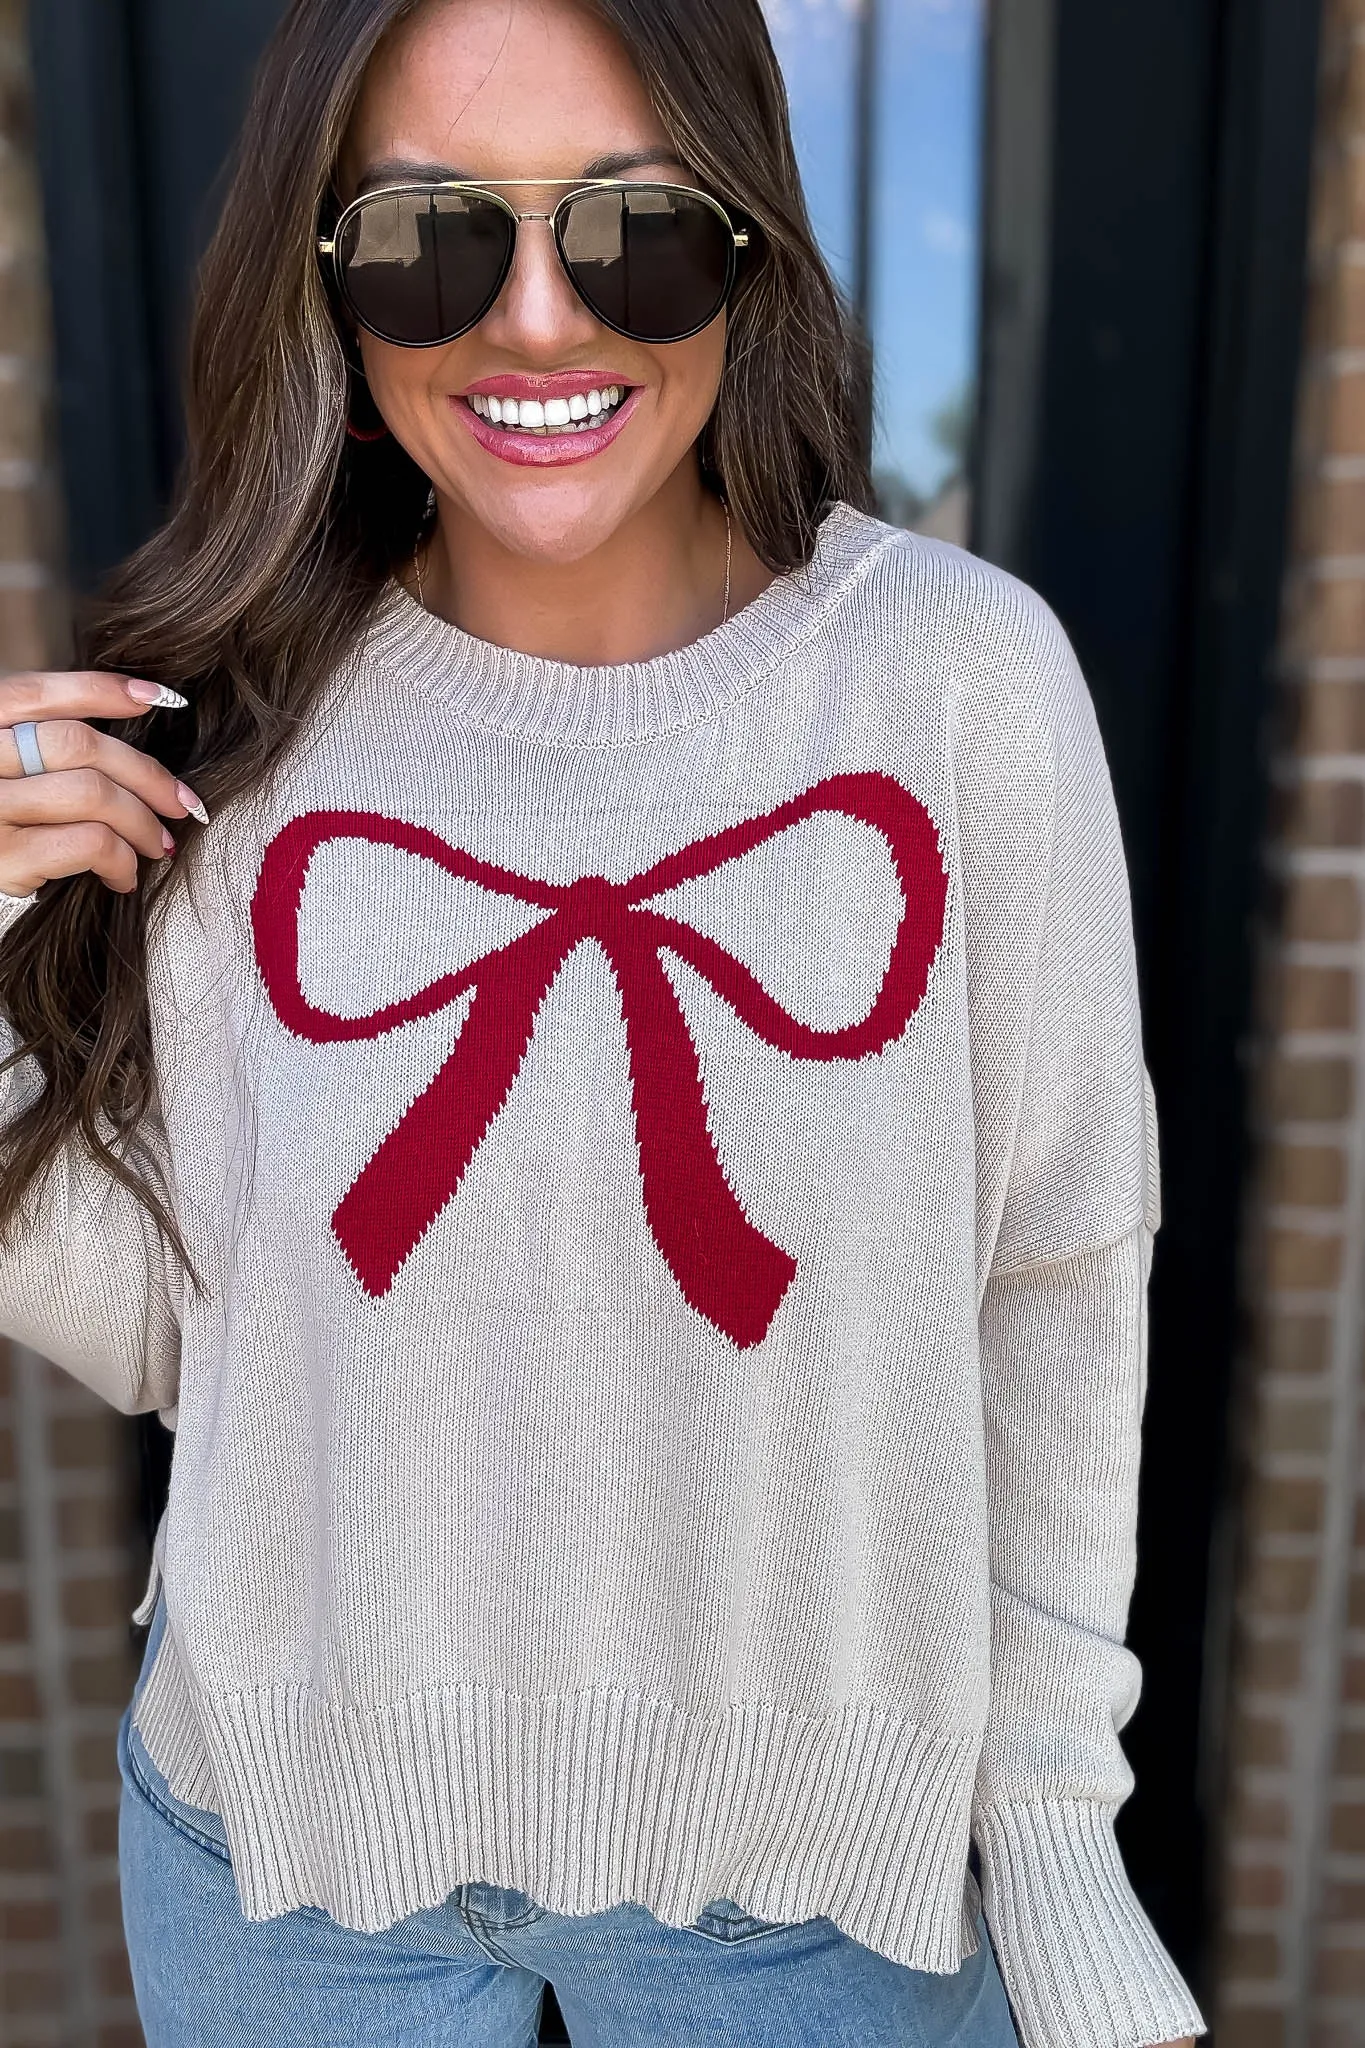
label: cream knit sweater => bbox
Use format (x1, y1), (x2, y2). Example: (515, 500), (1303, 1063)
(0, 507), (1205, 2048)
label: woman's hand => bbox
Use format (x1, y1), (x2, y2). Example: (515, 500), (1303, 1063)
(0, 670), (207, 900)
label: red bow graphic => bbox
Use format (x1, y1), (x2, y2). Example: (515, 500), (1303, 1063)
(251, 772), (946, 1348)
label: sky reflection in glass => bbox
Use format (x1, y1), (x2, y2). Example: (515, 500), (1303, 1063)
(763, 0), (985, 531)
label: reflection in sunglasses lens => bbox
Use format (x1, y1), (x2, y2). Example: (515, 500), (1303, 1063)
(559, 190), (732, 342)
(339, 192), (514, 345)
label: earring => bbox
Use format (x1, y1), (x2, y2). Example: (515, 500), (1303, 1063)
(345, 365), (389, 443)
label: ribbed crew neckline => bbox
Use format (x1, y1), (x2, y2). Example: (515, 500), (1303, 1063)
(360, 501), (890, 747)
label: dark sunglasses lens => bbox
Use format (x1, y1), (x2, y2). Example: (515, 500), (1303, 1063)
(559, 188), (733, 342)
(337, 191), (513, 345)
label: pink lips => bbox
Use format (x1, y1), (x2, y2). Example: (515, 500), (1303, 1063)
(452, 375), (642, 468)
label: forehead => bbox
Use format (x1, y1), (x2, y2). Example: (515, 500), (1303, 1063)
(345, 0), (675, 186)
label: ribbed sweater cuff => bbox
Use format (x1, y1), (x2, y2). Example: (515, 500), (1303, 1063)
(0, 890), (35, 1107)
(974, 1799), (1207, 2048)
(0, 889), (36, 935)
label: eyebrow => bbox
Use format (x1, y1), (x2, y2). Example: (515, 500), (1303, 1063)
(354, 149), (690, 196)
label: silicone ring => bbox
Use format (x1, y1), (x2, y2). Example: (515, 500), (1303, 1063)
(12, 722), (46, 776)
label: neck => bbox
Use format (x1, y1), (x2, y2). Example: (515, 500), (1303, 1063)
(413, 462), (767, 665)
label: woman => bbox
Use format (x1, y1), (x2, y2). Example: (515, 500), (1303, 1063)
(0, 1), (1204, 2044)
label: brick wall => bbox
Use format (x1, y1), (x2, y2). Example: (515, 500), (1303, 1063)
(0, 5), (145, 2044)
(1214, 0), (1365, 2039)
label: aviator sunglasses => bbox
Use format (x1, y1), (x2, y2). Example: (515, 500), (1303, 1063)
(319, 178), (750, 350)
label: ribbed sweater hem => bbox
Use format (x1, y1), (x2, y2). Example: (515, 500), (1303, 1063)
(133, 1628), (983, 1968)
(974, 1798), (1208, 2048)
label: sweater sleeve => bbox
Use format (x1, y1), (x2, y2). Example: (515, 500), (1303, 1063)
(958, 586), (1206, 2048)
(0, 890), (181, 1413)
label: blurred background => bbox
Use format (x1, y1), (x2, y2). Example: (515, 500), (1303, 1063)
(0, 0), (1352, 2039)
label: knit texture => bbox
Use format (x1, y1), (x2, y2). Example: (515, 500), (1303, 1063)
(0, 507), (1204, 2048)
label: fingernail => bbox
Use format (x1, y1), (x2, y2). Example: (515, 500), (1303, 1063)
(126, 680), (188, 709)
(161, 827), (176, 854)
(176, 781), (209, 824)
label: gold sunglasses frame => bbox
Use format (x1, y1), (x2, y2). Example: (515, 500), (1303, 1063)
(318, 178), (750, 348)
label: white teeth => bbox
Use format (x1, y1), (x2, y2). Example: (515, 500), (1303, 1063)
(470, 385), (629, 436)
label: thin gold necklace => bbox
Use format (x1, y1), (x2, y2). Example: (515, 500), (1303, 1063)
(721, 499), (733, 625)
(413, 499), (733, 626)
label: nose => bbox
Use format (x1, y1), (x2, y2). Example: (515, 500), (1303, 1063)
(478, 214), (601, 358)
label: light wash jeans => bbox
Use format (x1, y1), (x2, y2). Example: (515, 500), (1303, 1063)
(118, 1604), (1020, 2048)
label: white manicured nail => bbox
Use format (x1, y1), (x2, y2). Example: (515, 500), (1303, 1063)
(176, 782), (209, 824)
(126, 680), (188, 709)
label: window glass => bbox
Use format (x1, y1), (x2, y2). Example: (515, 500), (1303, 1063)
(765, 0), (986, 543)
(762, 0), (861, 296)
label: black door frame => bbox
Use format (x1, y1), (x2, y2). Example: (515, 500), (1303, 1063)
(28, 0), (162, 590)
(29, 0), (284, 590)
(977, 0), (1324, 1992)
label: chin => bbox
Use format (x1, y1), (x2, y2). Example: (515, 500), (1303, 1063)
(459, 475), (645, 565)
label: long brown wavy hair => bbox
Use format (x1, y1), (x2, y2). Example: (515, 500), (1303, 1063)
(0, 0), (871, 1255)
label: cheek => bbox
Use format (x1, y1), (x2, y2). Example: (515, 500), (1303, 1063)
(358, 337), (440, 426)
(656, 324), (726, 433)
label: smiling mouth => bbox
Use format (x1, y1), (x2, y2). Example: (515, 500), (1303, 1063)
(464, 384), (632, 438)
